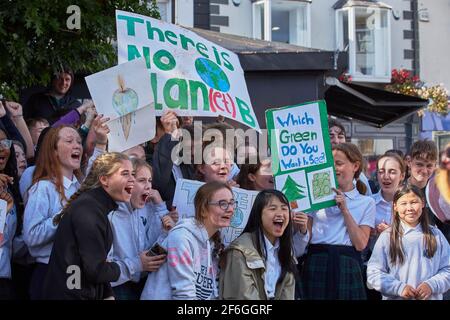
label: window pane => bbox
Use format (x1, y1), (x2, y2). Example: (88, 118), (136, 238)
(338, 10), (349, 50)
(353, 7), (390, 78)
(271, 1), (309, 46)
(352, 138), (394, 156)
(355, 7), (376, 76)
(253, 2), (265, 40)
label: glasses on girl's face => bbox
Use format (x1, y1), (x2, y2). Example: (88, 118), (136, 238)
(208, 199), (238, 210)
(0, 139), (12, 149)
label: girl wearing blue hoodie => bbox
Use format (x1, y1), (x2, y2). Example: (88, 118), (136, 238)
(141, 181), (235, 300)
(23, 126), (82, 299)
(108, 158), (173, 300)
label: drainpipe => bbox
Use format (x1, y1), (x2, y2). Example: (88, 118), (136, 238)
(172, 0), (176, 23)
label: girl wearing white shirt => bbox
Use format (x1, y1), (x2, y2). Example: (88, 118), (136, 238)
(23, 126), (82, 299)
(219, 190), (296, 300)
(366, 153), (406, 255)
(301, 143), (376, 300)
(367, 184), (450, 300)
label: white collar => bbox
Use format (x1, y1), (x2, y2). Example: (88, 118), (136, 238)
(63, 175), (79, 190)
(343, 187), (360, 200)
(373, 191), (391, 205)
(263, 234), (280, 252)
(400, 221), (422, 234)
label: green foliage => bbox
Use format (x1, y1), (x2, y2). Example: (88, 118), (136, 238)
(0, 0), (160, 100)
(282, 175), (306, 202)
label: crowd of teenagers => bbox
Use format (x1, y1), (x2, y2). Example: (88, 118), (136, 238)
(0, 69), (449, 300)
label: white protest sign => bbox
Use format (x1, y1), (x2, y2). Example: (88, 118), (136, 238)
(0, 199), (7, 260)
(107, 104), (156, 152)
(85, 58), (152, 121)
(116, 10), (261, 131)
(85, 58), (155, 152)
(172, 179), (258, 246)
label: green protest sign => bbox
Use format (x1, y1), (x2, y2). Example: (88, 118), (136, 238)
(266, 100), (337, 212)
(116, 10), (260, 131)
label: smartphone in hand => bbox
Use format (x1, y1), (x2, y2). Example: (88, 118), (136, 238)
(146, 243), (167, 256)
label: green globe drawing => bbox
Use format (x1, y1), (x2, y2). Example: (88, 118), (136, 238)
(195, 58), (230, 92)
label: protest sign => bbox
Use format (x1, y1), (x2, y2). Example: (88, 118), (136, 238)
(266, 100), (337, 212)
(172, 179), (259, 246)
(116, 10), (260, 131)
(85, 58), (155, 152)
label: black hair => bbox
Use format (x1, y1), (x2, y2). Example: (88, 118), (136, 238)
(243, 189), (297, 283)
(0, 128), (24, 235)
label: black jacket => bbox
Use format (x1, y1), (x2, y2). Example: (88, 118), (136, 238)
(42, 187), (120, 300)
(152, 133), (195, 208)
(24, 91), (81, 124)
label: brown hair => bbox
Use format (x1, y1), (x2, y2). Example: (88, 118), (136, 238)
(377, 153), (406, 176)
(328, 118), (346, 136)
(32, 126), (82, 203)
(132, 158), (152, 176)
(194, 181), (232, 259)
(53, 152), (130, 225)
(25, 117), (49, 130)
(332, 143), (366, 195)
(194, 181), (232, 224)
(389, 184), (437, 265)
(409, 140), (438, 162)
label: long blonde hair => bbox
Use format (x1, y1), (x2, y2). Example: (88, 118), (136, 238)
(53, 152), (130, 225)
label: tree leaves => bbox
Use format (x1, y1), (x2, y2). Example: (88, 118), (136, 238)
(0, 0), (160, 100)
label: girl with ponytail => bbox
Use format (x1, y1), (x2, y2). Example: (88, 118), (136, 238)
(42, 152), (135, 300)
(301, 142), (376, 300)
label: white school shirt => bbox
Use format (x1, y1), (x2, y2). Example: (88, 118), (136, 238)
(372, 191), (393, 227)
(263, 235), (281, 299)
(367, 222), (450, 300)
(310, 188), (376, 246)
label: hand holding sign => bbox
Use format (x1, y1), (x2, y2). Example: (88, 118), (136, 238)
(332, 188), (349, 213)
(292, 211), (308, 234)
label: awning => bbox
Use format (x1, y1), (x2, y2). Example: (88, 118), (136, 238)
(325, 77), (429, 128)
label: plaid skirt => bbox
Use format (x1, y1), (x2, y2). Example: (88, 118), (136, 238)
(300, 244), (367, 300)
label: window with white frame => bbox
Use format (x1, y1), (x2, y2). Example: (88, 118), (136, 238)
(252, 0), (311, 47)
(336, 6), (391, 82)
(156, 0), (171, 23)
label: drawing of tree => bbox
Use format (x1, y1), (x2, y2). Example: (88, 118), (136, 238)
(282, 175), (307, 202)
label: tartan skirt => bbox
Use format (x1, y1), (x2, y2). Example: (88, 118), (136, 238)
(300, 244), (367, 300)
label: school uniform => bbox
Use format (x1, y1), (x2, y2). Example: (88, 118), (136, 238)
(367, 223), (450, 300)
(365, 191), (393, 255)
(108, 201), (169, 300)
(0, 206), (17, 299)
(301, 188), (376, 300)
(23, 177), (80, 299)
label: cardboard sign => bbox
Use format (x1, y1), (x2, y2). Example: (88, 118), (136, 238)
(85, 58), (156, 152)
(116, 10), (260, 131)
(172, 179), (259, 246)
(266, 100), (337, 212)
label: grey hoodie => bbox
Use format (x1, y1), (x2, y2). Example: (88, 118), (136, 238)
(108, 201), (168, 286)
(140, 218), (219, 300)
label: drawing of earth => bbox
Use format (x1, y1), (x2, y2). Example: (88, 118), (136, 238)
(112, 88), (139, 116)
(195, 58), (230, 92)
(230, 207), (243, 228)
